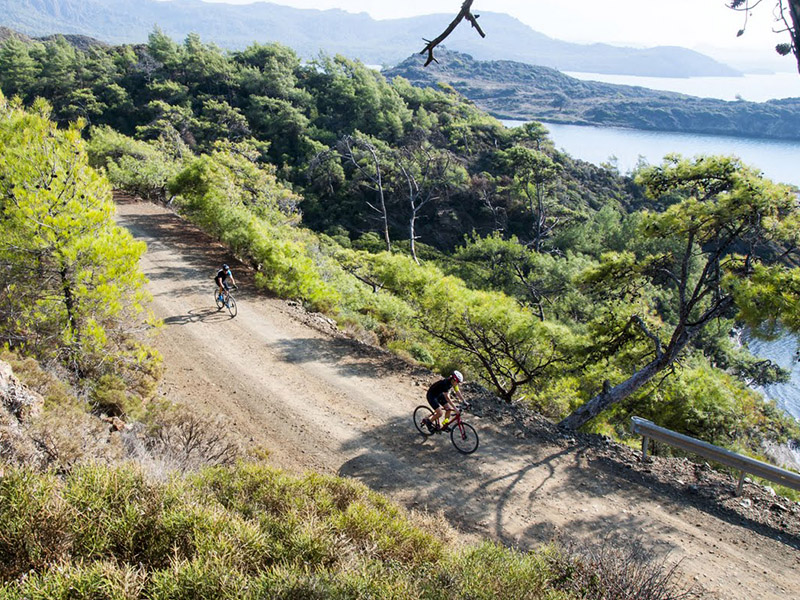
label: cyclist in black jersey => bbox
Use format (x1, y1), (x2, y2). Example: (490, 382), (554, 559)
(215, 264), (237, 301)
(422, 370), (465, 432)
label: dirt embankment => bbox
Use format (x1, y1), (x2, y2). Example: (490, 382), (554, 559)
(116, 198), (800, 600)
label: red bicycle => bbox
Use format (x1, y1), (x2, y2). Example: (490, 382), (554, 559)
(413, 402), (479, 454)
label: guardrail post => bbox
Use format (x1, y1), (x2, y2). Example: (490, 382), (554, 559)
(737, 472), (746, 496)
(641, 435), (650, 461)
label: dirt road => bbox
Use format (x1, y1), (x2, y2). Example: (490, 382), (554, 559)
(117, 199), (800, 600)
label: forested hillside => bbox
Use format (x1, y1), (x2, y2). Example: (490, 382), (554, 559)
(1, 29), (799, 455)
(3, 19), (800, 600)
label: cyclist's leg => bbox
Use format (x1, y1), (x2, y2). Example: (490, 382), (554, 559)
(424, 394), (446, 429)
(442, 400), (456, 428)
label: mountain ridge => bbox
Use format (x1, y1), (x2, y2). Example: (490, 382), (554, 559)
(0, 0), (740, 77)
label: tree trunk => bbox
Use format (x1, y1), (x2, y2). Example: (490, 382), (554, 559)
(367, 145), (391, 252)
(409, 209), (420, 265)
(558, 290), (735, 431)
(558, 354), (671, 430)
(789, 0), (800, 74)
(60, 264), (85, 378)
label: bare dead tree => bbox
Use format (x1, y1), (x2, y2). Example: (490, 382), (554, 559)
(395, 145), (453, 264)
(420, 0), (486, 66)
(338, 136), (392, 252)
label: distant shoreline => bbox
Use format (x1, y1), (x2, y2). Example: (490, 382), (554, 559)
(385, 51), (800, 142)
(563, 71), (800, 103)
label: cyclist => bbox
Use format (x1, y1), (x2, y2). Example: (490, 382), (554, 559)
(422, 370), (465, 432)
(215, 263), (237, 301)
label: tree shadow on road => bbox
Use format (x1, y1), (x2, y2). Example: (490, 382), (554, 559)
(335, 412), (800, 558)
(117, 209), (251, 294)
(273, 337), (424, 379)
(335, 416), (665, 555)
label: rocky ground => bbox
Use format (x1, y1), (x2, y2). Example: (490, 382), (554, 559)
(464, 388), (800, 544)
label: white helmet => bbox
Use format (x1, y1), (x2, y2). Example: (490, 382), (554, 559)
(452, 370), (464, 383)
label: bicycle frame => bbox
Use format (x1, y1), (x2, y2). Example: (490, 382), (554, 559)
(431, 403), (467, 433)
(414, 401), (478, 453)
(215, 286), (238, 316)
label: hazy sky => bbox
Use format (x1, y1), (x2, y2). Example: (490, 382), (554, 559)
(198, 0), (785, 51)
(191, 0), (800, 72)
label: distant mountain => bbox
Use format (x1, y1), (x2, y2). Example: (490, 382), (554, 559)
(385, 49), (800, 141)
(0, 0), (740, 77)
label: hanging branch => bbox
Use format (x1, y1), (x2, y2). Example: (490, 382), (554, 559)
(420, 0), (486, 66)
(728, 0), (800, 73)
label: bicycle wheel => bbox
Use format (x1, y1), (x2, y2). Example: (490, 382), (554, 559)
(450, 421), (479, 454)
(215, 290), (224, 310)
(413, 405), (435, 437)
(226, 295), (237, 317)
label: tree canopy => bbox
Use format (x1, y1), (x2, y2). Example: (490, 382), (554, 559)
(560, 155), (800, 429)
(0, 93), (154, 386)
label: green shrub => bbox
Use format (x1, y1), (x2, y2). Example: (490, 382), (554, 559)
(0, 463), (696, 600)
(90, 374), (141, 418)
(434, 542), (561, 599)
(169, 155), (340, 312)
(0, 469), (71, 579)
(0, 561), (146, 600)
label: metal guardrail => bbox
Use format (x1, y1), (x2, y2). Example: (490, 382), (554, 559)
(631, 416), (800, 496)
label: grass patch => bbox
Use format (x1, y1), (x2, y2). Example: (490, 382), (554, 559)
(0, 462), (696, 599)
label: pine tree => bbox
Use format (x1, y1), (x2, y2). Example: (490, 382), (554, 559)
(0, 93), (150, 377)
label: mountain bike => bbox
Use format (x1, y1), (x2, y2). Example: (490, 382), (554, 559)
(214, 285), (238, 317)
(413, 402), (479, 454)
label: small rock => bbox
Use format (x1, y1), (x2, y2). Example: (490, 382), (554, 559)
(740, 499), (752, 508)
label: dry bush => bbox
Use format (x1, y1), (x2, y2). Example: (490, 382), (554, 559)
(550, 537), (701, 600)
(0, 420), (43, 469)
(28, 404), (125, 471)
(126, 402), (242, 474)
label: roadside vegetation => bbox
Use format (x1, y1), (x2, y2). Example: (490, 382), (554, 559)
(0, 28), (795, 600)
(0, 462), (699, 600)
(2, 29), (798, 451)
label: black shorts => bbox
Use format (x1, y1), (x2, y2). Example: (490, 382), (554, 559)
(427, 392), (449, 410)
(216, 279), (231, 290)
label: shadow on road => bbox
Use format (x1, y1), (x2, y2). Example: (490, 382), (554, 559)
(336, 412), (800, 555)
(116, 209), (251, 294)
(273, 337), (424, 379)
(162, 307), (235, 325)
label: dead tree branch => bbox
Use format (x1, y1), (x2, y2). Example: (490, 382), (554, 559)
(420, 0), (486, 66)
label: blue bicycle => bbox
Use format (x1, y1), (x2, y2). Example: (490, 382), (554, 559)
(214, 286), (238, 317)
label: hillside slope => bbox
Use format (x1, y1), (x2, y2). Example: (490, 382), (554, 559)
(385, 49), (800, 141)
(115, 196), (800, 600)
(0, 0), (738, 76)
